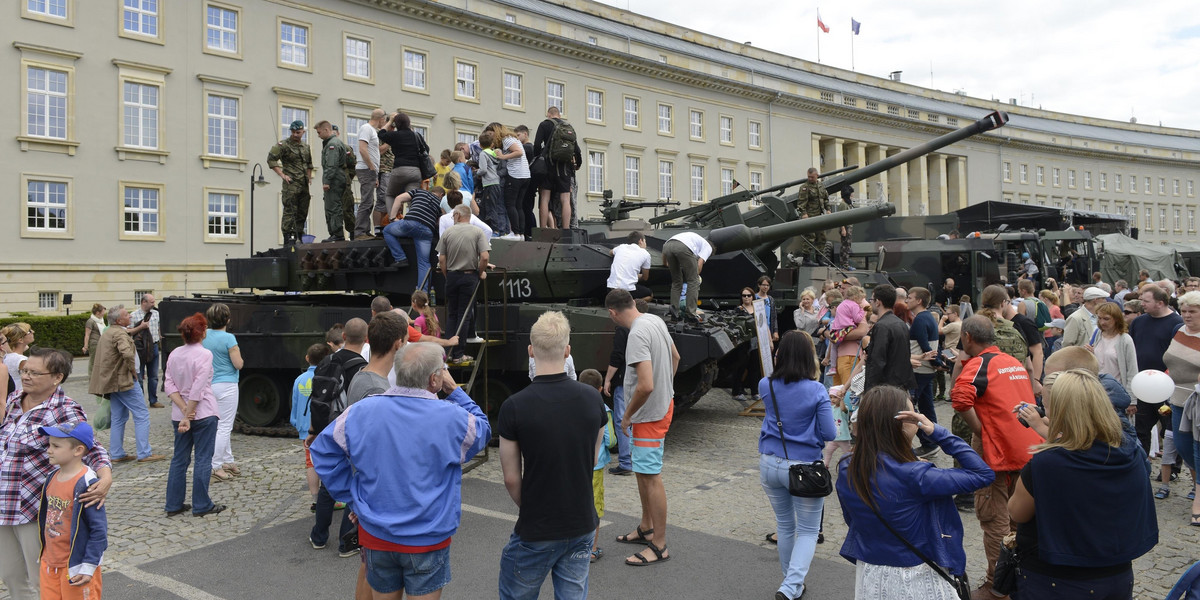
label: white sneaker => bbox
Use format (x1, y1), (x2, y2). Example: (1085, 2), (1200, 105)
(504, 233), (524, 241)
(467, 336), (485, 344)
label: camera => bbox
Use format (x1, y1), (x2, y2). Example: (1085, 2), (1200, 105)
(1016, 402), (1046, 428)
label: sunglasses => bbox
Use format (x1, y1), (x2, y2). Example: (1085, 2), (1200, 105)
(1123, 310), (1138, 315)
(741, 294), (754, 298)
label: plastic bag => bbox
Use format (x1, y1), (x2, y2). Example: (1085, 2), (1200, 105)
(92, 396), (111, 430)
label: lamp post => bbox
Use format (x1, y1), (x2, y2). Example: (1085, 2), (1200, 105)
(249, 163), (270, 256)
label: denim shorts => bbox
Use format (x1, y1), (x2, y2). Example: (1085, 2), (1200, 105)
(364, 546), (451, 596)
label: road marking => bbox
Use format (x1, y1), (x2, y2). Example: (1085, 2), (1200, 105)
(462, 503), (610, 528)
(118, 566), (229, 600)
(685, 468), (758, 494)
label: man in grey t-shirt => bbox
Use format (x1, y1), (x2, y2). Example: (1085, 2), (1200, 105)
(347, 311), (408, 406)
(605, 289), (679, 566)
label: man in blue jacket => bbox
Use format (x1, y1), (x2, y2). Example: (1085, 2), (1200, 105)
(311, 342), (490, 599)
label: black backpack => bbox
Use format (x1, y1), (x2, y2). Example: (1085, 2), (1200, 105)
(306, 352), (367, 425)
(548, 118), (577, 164)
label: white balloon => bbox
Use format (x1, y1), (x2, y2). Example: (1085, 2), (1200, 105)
(1130, 370), (1175, 404)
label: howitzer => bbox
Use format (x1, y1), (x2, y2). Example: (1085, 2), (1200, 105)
(601, 198), (680, 223)
(710, 203), (898, 256)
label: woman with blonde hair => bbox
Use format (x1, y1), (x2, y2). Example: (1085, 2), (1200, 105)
(410, 290), (441, 338)
(1, 324), (33, 393)
(1038, 290), (1063, 320)
(1008, 369), (1156, 598)
(1086, 302), (1137, 391)
(486, 123), (531, 238)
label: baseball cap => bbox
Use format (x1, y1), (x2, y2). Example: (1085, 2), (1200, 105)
(40, 421), (95, 450)
(331, 125), (339, 132)
(289, 120), (306, 131)
(1049, 318), (1066, 330)
(1083, 287), (1109, 301)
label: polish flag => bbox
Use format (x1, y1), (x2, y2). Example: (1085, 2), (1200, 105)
(817, 11), (829, 33)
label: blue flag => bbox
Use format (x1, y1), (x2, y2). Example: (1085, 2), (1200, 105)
(851, 18), (861, 35)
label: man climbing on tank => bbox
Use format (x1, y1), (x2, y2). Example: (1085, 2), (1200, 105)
(662, 231), (713, 322)
(796, 167), (831, 266)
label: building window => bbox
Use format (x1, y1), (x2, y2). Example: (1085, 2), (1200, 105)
(927, 113), (940, 123)
(1145, 176), (1152, 194)
(546, 81), (565, 114)
(403, 50), (427, 90)
(123, 186), (160, 235)
(122, 82), (159, 148)
(123, 0), (158, 37)
(658, 160), (673, 200)
(1174, 179), (1181, 195)
(843, 96), (858, 107)
(1068, 170), (1076, 188)
(1099, 172), (1107, 190)
(1019, 164), (1027, 184)
(28, 0), (67, 19)
(26, 67), (68, 140)
(1003, 162), (1011, 182)
(749, 171), (763, 191)
(657, 103), (672, 134)
(587, 151), (605, 194)
(207, 191), (239, 238)
(1115, 174), (1122, 192)
(280, 106), (309, 141)
(1084, 171), (1091, 189)
(26, 179), (68, 232)
(1189, 180), (1195, 197)
(947, 117), (958, 126)
(689, 109), (703, 140)
(38, 292), (59, 311)
(820, 91), (834, 102)
(1159, 178), (1166, 195)
(1050, 167), (1057, 186)
(1145, 207), (1152, 229)
(586, 89), (603, 122)
(587, 36), (597, 45)
(1160, 207), (1167, 231)
(345, 116), (367, 149)
(906, 108), (920, 120)
(451, 131), (470, 145)
(505, 13), (515, 23)
(720, 167), (734, 195)
(887, 105), (900, 116)
(455, 60), (477, 100)
(206, 94), (238, 157)
(280, 21), (308, 68)
(502, 71), (522, 108)
(1038, 166), (1046, 186)
(133, 290), (153, 305)
(719, 116), (733, 144)
(345, 36), (371, 80)
(690, 165), (706, 202)
(205, 4), (238, 54)
(1189, 208), (1196, 232)
(625, 156), (641, 197)
(748, 120), (762, 149)
(624, 96), (640, 129)
(1175, 207), (1183, 231)
(865, 100), (879, 111)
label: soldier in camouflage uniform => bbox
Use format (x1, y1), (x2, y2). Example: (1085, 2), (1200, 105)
(315, 120), (349, 241)
(837, 185), (855, 269)
(796, 167), (831, 265)
(267, 120), (313, 244)
(333, 126), (356, 240)
(376, 113), (396, 236)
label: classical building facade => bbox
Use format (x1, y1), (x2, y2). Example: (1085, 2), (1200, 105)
(7, 0), (1200, 314)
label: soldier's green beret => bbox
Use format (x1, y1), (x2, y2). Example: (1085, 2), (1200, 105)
(289, 120), (306, 131)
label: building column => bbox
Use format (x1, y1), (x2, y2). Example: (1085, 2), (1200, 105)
(866, 144), (888, 201)
(811, 136), (823, 172)
(928, 154), (948, 215)
(821, 137), (844, 173)
(907, 155), (928, 216)
(887, 148), (909, 216)
(947, 156), (967, 211)
(844, 141), (866, 177)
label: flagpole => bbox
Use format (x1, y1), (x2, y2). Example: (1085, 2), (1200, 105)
(817, 18), (821, 63)
(851, 28), (855, 71)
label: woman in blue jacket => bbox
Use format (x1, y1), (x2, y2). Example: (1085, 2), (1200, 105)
(837, 385), (994, 599)
(758, 330), (837, 600)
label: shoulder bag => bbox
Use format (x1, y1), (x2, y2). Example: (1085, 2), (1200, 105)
(415, 132), (437, 181)
(991, 534), (1023, 596)
(528, 154), (548, 177)
(866, 502), (971, 600)
(764, 378), (833, 498)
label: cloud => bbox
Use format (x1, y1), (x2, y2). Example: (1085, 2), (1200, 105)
(597, 0), (1200, 130)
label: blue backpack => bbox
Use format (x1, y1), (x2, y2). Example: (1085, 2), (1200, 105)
(1167, 561), (1200, 600)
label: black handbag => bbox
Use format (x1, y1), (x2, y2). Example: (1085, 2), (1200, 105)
(992, 539), (1023, 595)
(528, 155), (548, 177)
(764, 378), (833, 498)
(416, 132), (436, 181)
(867, 502), (971, 600)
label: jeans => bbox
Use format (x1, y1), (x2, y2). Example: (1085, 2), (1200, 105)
(211, 381), (239, 469)
(498, 530), (594, 600)
(382, 219), (434, 292)
(166, 415), (218, 514)
(1172, 407), (1200, 474)
(109, 386), (153, 460)
(760, 454), (824, 599)
(913, 372), (937, 448)
(504, 177), (530, 235)
(481, 185), (510, 234)
(138, 342), (160, 404)
(612, 384), (632, 470)
(445, 271), (478, 359)
(311, 483), (355, 550)
(1013, 565), (1133, 600)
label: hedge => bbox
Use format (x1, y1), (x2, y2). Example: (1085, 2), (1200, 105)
(0, 314), (90, 357)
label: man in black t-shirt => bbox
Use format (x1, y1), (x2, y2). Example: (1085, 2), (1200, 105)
(498, 311), (607, 599)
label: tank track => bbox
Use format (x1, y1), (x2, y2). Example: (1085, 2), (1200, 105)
(234, 420), (299, 437)
(673, 359), (719, 411)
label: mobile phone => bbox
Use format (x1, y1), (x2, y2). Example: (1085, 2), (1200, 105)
(941, 349), (957, 361)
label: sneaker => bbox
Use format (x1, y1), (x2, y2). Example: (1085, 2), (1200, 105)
(390, 259), (410, 269)
(466, 336), (486, 344)
(309, 537), (326, 550)
(732, 393), (749, 404)
(338, 546), (361, 558)
(148, 403), (165, 409)
(353, 234), (376, 241)
(608, 466), (633, 476)
(321, 236), (345, 243)
(914, 445), (939, 459)
(1156, 470), (1179, 482)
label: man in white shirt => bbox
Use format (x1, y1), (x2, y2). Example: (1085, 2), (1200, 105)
(437, 191), (492, 238)
(607, 232), (653, 301)
(662, 231), (713, 320)
(353, 109), (387, 241)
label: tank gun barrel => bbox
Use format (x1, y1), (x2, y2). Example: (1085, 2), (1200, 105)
(817, 164), (858, 179)
(709, 203), (897, 255)
(821, 111), (1008, 196)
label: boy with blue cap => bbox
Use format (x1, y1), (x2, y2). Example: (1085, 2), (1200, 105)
(37, 421), (107, 599)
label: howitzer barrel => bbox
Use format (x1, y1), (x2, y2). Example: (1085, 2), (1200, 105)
(709, 203), (897, 255)
(823, 111), (1009, 196)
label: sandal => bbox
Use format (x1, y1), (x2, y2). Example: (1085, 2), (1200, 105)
(223, 463), (241, 475)
(1189, 489), (1196, 501)
(616, 526), (654, 545)
(590, 548), (603, 563)
(1154, 487), (1170, 500)
(625, 541), (670, 566)
(1192, 514), (1200, 527)
(211, 468), (232, 482)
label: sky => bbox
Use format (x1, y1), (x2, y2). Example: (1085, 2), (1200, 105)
(594, 0), (1200, 131)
